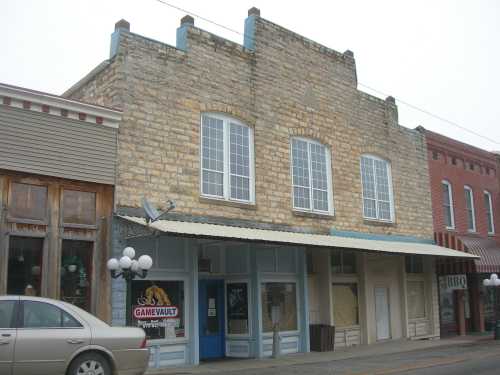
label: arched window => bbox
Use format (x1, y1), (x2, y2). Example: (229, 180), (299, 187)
(484, 190), (494, 234)
(464, 185), (476, 232)
(442, 180), (455, 229)
(360, 155), (394, 221)
(290, 137), (333, 214)
(200, 113), (254, 203)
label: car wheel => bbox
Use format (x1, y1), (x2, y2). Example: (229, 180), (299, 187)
(68, 352), (111, 375)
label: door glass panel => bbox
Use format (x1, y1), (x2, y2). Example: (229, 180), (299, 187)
(206, 284), (219, 335)
(7, 236), (43, 296)
(23, 301), (64, 328)
(0, 301), (16, 328)
(261, 282), (297, 332)
(8, 182), (47, 221)
(60, 240), (93, 312)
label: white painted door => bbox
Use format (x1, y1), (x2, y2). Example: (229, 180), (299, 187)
(375, 287), (391, 340)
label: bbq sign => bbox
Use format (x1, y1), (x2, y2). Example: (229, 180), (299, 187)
(133, 305), (179, 319)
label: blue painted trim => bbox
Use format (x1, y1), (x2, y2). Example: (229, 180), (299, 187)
(244, 15), (256, 50)
(298, 248), (310, 352)
(191, 243), (199, 365)
(176, 25), (189, 51)
(249, 249), (262, 358)
(330, 229), (434, 244)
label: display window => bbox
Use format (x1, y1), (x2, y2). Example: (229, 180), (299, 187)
(60, 240), (93, 312)
(226, 282), (249, 335)
(7, 236), (44, 296)
(261, 282), (297, 332)
(131, 280), (185, 340)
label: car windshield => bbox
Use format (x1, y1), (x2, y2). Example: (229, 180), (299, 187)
(60, 301), (110, 328)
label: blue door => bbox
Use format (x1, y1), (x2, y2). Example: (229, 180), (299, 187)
(199, 279), (225, 360)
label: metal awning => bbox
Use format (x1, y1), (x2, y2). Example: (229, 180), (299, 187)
(459, 236), (500, 272)
(118, 216), (478, 259)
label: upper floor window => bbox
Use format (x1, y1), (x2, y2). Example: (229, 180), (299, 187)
(200, 113), (254, 203)
(442, 180), (455, 229)
(290, 138), (333, 214)
(360, 155), (394, 221)
(331, 250), (357, 274)
(8, 182), (47, 222)
(484, 191), (495, 234)
(62, 189), (96, 226)
(464, 186), (476, 232)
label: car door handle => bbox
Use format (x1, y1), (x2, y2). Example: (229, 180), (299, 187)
(0, 341), (9, 345)
(1, 333), (11, 337)
(67, 339), (84, 344)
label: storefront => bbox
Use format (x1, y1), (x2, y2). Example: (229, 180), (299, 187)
(112, 216), (476, 368)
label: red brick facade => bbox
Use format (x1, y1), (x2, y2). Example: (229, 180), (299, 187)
(421, 127), (499, 242)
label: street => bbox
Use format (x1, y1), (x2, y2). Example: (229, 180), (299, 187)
(188, 340), (500, 375)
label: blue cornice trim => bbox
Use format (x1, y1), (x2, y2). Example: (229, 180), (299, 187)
(330, 229), (434, 244)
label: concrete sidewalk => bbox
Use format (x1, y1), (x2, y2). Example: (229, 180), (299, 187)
(146, 334), (494, 375)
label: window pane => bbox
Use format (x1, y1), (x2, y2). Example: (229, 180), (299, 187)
(60, 240), (93, 312)
(226, 283), (249, 334)
(405, 256), (424, 273)
(407, 281), (426, 319)
(9, 182), (47, 221)
(374, 159), (390, 202)
(261, 283), (297, 332)
(361, 157), (376, 199)
(202, 115), (224, 197)
(229, 123), (251, 201)
(23, 301), (63, 328)
(131, 280), (185, 339)
(363, 198), (377, 219)
(342, 251), (357, 273)
(291, 139), (311, 209)
(0, 301), (16, 328)
(331, 251), (342, 273)
(465, 189), (475, 230)
(442, 183), (453, 228)
(332, 284), (359, 327)
(62, 190), (96, 225)
(485, 193), (494, 233)
(62, 311), (82, 327)
(310, 143), (329, 211)
(7, 236), (43, 296)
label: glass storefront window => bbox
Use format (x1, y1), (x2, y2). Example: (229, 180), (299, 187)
(131, 280), (185, 340)
(331, 250), (357, 274)
(226, 282), (249, 335)
(7, 236), (43, 296)
(261, 282), (297, 332)
(407, 281), (426, 319)
(332, 283), (359, 327)
(62, 189), (96, 226)
(8, 182), (47, 221)
(405, 256), (424, 273)
(60, 240), (93, 312)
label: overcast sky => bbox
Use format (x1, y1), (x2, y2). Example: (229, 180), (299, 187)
(1, 0), (499, 151)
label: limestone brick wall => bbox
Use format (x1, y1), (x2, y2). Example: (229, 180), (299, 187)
(66, 14), (434, 240)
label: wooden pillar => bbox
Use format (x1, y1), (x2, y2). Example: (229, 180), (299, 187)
(455, 290), (466, 336)
(45, 184), (61, 298)
(470, 276), (485, 333)
(0, 175), (7, 294)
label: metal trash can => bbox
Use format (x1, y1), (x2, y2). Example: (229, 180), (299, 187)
(309, 324), (335, 352)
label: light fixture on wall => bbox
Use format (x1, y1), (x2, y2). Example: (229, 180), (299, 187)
(107, 246), (153, 325)
(483, 273), (500, 340)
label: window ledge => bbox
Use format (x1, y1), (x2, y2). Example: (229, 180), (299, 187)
(293, 210), (334, 220)
(199, 196), (257, 210)
(363, 219), (395, 227)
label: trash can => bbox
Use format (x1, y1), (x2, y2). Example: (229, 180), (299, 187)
(309, 324), (335, 352)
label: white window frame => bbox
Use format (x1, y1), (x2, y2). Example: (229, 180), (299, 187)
(484, 190), (495, 235)
(200, 113), (255, 204)
(359, 154), (395, 222)
(289, 137), (334, 215)
(464, 185), (476, 232)
(442, 180), (455, 230)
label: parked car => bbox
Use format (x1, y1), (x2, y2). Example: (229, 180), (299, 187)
(0, 295), (149, 375)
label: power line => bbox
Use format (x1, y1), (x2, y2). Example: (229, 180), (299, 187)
(153, 0), (500, 147)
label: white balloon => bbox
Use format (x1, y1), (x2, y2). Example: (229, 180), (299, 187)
(491, 273), (498, 280)
(138, 255), (153, 270)
(107, 258), (120, 271)
(130, 260), (140, 272)
(123, 247), (136, 259)
(119, 256), (132, 269)
(494, 279), (500, 287)
(484, 279), (491, 287)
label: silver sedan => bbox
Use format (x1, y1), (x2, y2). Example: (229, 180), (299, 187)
(0, 295), (149, 375)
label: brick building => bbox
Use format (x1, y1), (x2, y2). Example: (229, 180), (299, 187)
(64, 8), (472, 368)
(420, 127), (500, 336)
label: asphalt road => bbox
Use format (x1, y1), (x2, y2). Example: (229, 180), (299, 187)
(204, 340), (500, 375)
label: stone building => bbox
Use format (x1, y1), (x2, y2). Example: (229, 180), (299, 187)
(65, 8), (473, 368)
(420, 127), (500, 336)
(0, 82), (120, 320)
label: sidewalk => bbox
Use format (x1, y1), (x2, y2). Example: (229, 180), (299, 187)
(146, 334), (493, 374)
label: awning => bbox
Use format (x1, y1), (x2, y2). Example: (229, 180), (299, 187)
(118, 216), (478, 259)
(459, 236), (500, 273)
